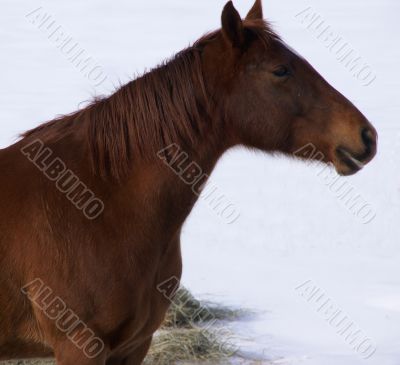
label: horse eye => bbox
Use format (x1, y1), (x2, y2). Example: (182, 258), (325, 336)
(273, 66), (290, 77)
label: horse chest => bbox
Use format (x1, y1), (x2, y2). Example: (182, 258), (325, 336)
(107, 281), (176, 360)
(108, 237), (182, 357)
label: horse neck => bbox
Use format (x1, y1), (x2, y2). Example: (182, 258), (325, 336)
(94, 52), (233, 236)
(109, 115), (228, 243)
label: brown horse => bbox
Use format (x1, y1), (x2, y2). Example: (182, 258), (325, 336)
(0, 1), (377, 364)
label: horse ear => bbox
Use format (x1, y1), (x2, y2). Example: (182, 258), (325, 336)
(221, 1), (244, 48)
(245, 0), (263, 20)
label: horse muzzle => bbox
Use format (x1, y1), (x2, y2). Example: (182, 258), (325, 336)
(334, 124), (377, 176)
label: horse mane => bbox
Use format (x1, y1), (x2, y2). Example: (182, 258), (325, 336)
(22, 47), (210, 181)
(21, 19), (278, 181)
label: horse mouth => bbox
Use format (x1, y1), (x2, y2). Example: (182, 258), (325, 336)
(335, 147), (365, 175)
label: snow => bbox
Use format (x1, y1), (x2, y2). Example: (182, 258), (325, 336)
(0, 0), (399, 364)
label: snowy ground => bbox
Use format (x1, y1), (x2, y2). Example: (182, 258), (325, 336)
(1, 0), (399, 364)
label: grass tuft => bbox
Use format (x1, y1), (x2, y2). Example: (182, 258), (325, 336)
(162, 287), (246, 329)
(143, 328), (235, 365)
(143, 286), (247, 364)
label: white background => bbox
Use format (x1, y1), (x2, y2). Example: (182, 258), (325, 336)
(1, 0), (399, 364)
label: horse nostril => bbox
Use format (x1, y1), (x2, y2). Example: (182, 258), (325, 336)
(361, 127), (375, 150)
